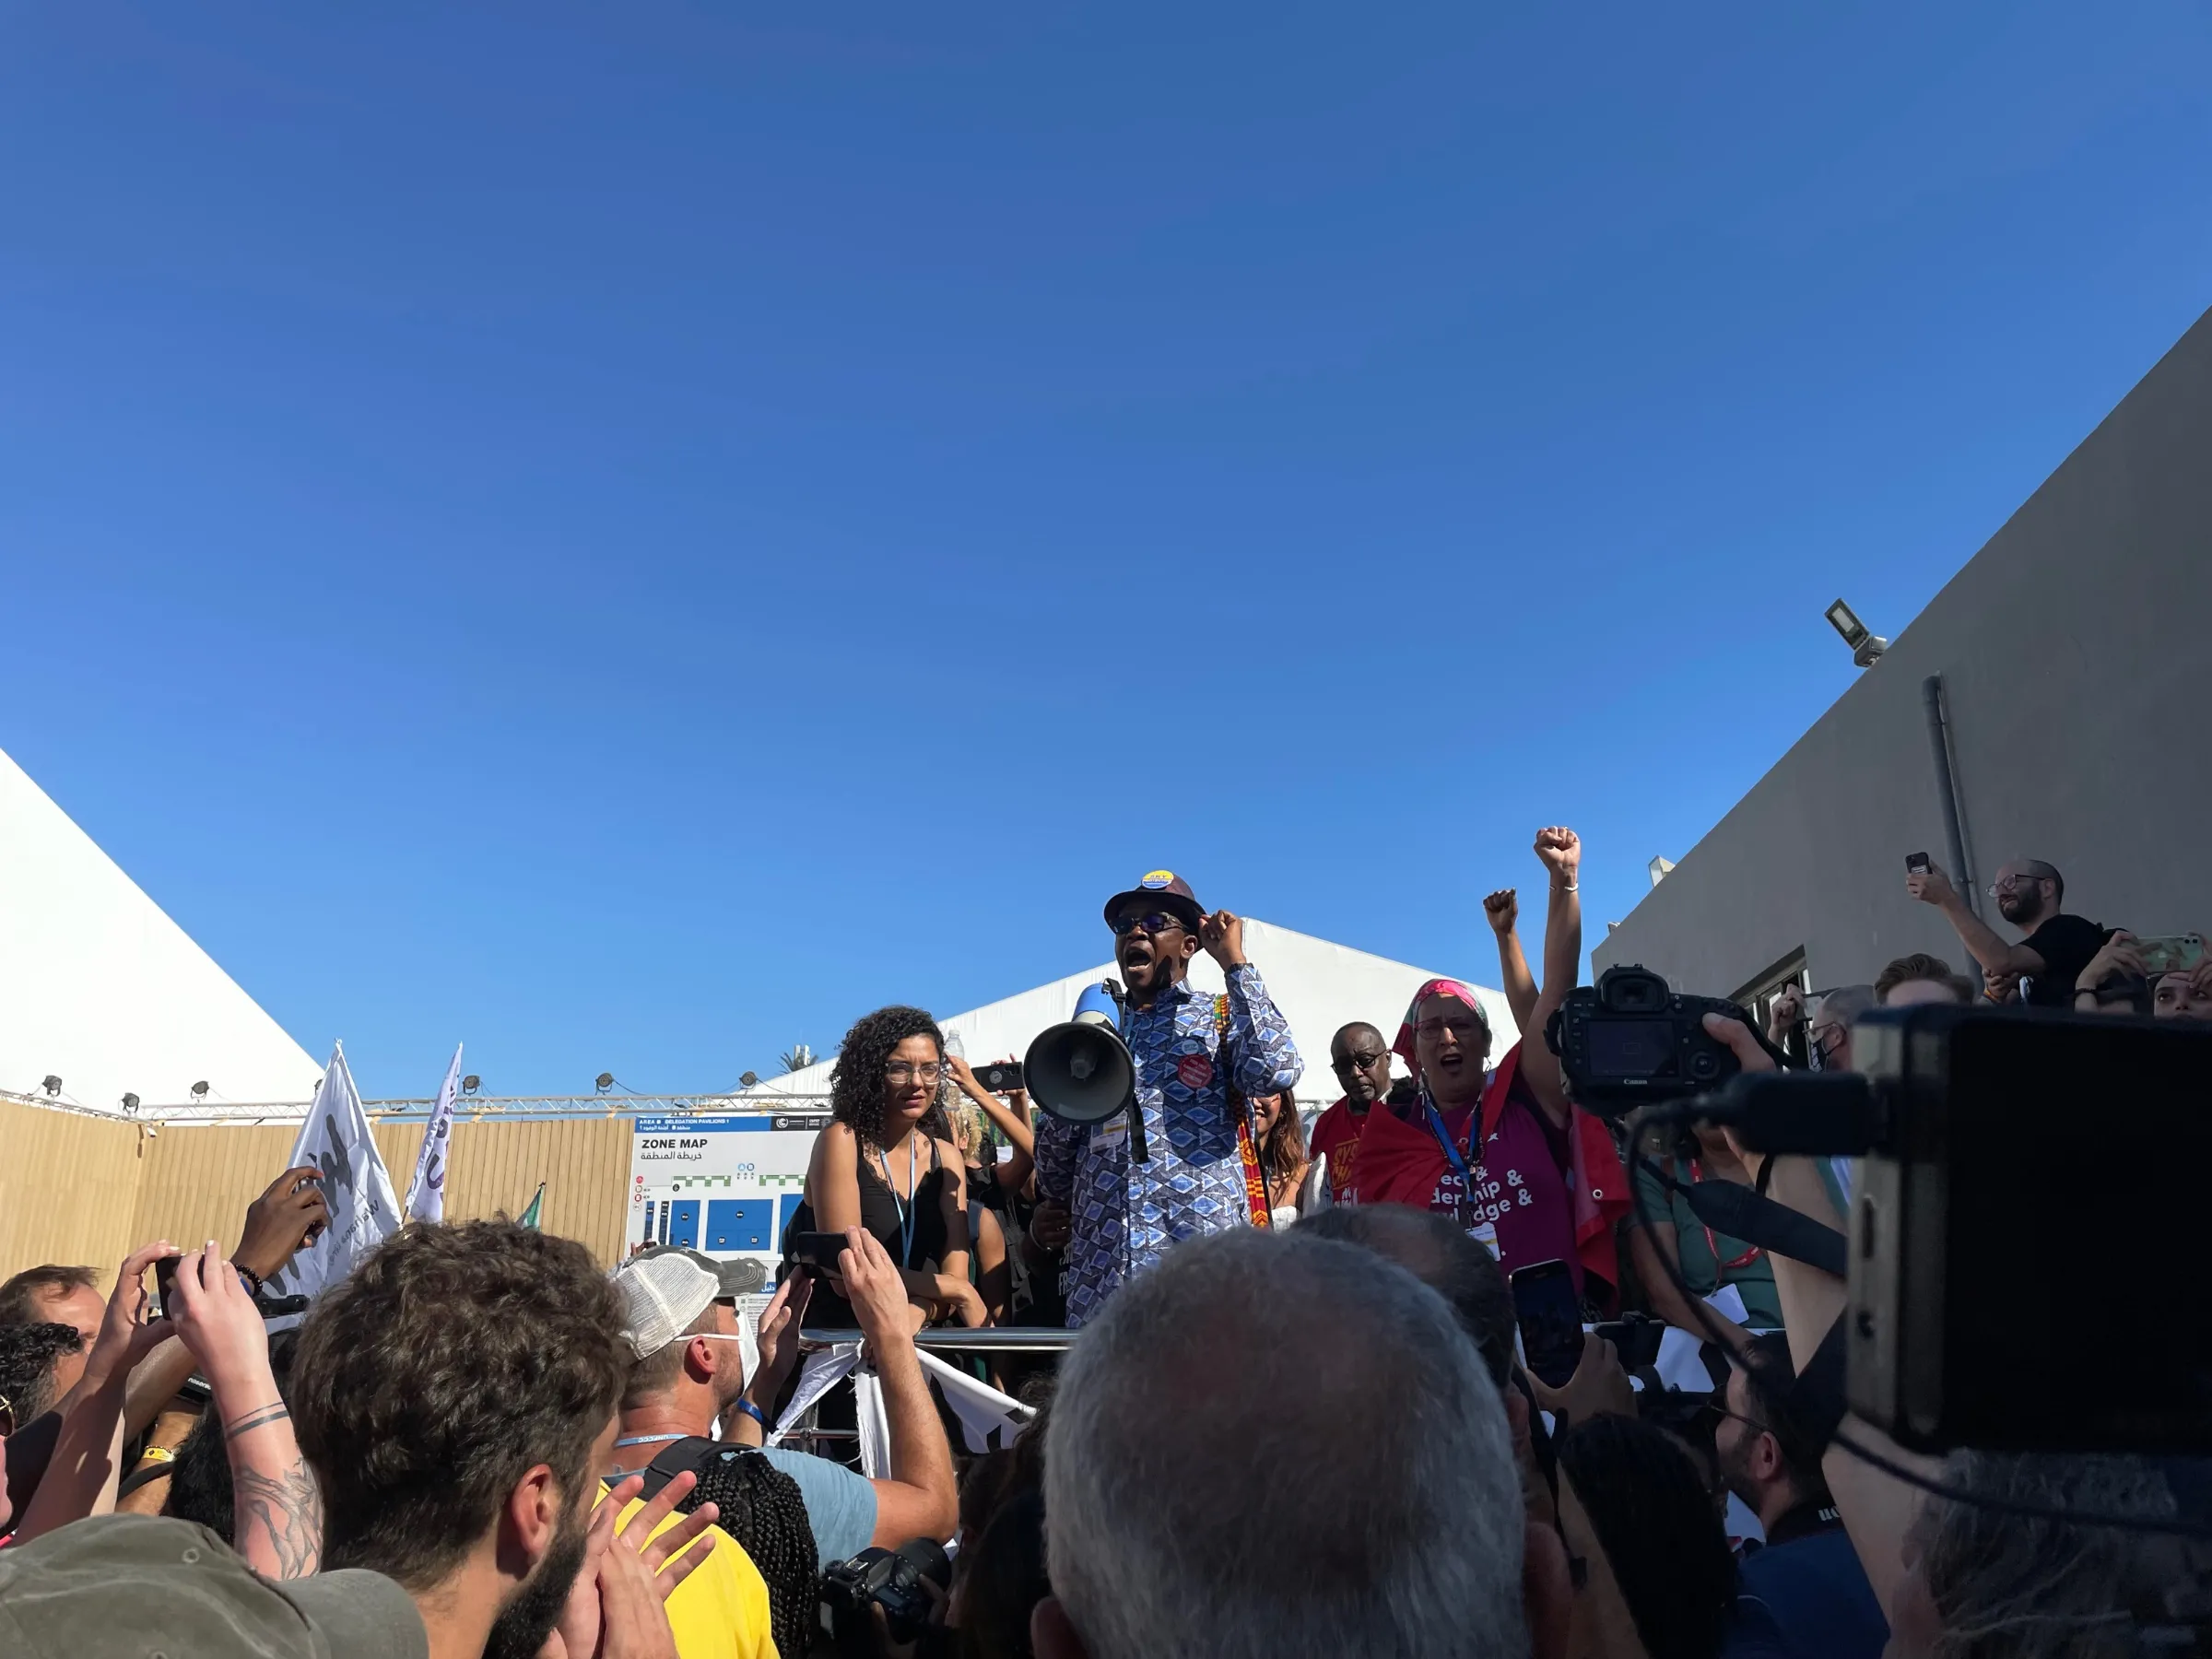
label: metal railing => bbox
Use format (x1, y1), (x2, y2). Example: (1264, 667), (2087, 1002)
(799, 1326), (1077, 1354)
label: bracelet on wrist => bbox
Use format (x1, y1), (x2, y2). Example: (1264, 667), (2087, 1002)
(730, 1397), (770, 1432)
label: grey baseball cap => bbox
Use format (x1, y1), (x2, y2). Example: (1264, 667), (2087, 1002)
(634, 1244), (766, 1300)
(0, 1515), (426, 1659)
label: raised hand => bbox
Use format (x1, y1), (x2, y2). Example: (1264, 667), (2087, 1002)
(235, 1167), (330, 1283)
(1905, 865), (1955, 907)
(1525, 1332), (1635, 1423)
(841, 1227), (916, 1346)
(93, 1241), (181, 1377)
(1767, 984), (1806, 1041)
(1534, 828), (1582, 885)
(747, 1272), (813, 1406)
(547, 1472), (719, 1659)
(171, 1240), (322, 1578)
(166, 1242), (270, 1398)
(1198, 909), (1248, 969)
(2076, 931), (2147, 995)
(1482, 889), (1519, 937)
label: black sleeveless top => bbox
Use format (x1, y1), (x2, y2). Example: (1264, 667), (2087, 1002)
(781, 1134), (953, 1327)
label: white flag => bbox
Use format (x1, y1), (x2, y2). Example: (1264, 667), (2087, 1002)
(271, 1042), (402, 1303)
(406, 1043), (463, 1224)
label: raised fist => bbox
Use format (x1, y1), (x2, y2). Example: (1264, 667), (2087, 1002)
(1534, 828), (1582, 882)
(1482, 889), (1519, 936)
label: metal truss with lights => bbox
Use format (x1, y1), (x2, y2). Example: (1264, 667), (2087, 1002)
(0, 1088), (832, 1125)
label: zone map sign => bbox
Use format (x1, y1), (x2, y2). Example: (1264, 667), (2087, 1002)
(628, 1112), (830, 1273)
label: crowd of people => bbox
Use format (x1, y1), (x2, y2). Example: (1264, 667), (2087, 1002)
(0, 835), (2201, 1658)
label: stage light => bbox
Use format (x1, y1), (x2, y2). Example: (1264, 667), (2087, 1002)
(1825, 598), (1888, 667)
(121, 1092), (141, 1115)
(41, 1075), (62, 1097)
(595, 1072), (616, 1094)
(740, 1071), (760, 1088)
(191, 1080), (209, 1100)
(461, 1075), (480, 1096)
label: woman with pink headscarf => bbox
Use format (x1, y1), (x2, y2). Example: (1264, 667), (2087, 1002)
(1346, 830), (1630, 1311)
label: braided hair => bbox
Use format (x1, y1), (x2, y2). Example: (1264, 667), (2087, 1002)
(830, 1005), (945, 1151)
(674, 1446), (819, 1659)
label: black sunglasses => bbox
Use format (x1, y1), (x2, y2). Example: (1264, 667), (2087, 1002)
(1110, 912), (1189, 937)
(1331, 1051), (1390, 1072)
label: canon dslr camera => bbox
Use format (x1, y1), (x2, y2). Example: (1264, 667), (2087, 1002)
(1546, 964), (1755, 1115)
(821, 1538), (950, 1656)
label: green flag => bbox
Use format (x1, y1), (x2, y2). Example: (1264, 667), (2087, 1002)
(517, 1182), (546, 1230)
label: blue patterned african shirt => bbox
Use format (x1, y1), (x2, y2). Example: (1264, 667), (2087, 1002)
(1034, 965), (1302, 1326)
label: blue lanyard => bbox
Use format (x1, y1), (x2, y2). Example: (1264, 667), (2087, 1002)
(878, 1140), (920, 1265)
(1423, 1102), (1477, 1194)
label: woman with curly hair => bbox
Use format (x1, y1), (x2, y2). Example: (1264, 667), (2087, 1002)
(783, 1005), (983, 1329)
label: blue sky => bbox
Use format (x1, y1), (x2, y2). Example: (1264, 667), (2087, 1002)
(4, 4), (2208, 1098)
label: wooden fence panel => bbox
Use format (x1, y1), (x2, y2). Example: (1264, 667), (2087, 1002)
(0, 1102), (634, 1281)
(0, 1100), (147, 1279)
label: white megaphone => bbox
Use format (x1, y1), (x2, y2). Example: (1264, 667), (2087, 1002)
(1023, 982), (1147, 1162)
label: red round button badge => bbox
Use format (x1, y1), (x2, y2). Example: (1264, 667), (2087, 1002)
(1176, 1053), (1214, 1089)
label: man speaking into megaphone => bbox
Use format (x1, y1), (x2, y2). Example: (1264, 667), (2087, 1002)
(1032, 870), (1304, 1326)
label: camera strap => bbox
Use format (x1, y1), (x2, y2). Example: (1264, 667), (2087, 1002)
(1785, 1316), (1850, 1451)
(1637, 1155), (1849, 1277)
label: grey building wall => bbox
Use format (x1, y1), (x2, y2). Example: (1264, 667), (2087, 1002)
(1594, 305), (2212, 999)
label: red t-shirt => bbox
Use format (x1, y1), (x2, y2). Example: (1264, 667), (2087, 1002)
(1308, 1098), (1369, 1203)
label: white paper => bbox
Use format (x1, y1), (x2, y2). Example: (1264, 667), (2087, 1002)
(1651, 1286), (1752, 1393)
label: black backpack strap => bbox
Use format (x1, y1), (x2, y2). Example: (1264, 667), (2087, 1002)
(633, 1436), (721, 1503)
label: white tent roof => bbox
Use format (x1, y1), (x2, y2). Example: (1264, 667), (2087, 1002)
(0, 745), (322, 1114)
(734, 918), (1518, 1106)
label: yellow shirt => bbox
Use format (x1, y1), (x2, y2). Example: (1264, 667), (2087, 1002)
(615, 1492), (779, 1659)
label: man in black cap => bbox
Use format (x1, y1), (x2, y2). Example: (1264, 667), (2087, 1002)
(1033, 870), (1304, 1324)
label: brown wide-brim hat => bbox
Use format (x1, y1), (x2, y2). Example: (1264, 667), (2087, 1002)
(1102, 869), (1205, 932)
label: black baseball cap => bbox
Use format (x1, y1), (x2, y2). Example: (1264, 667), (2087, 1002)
(0, 1515), (426, 1659)
(1102, 869), (1205, 932)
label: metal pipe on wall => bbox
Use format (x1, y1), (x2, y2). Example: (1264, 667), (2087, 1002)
(1922, 674), (1978, 916)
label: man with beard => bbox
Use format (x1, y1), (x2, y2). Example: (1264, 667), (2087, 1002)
(288, 1220), (725, 1659)
(1908, 855), (2112, 1008)
(1034, 870), (1303, 1325)
(1717, 1336), (1888, 1659)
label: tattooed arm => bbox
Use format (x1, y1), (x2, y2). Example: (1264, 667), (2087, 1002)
(227, 1412), (324, 1577)
(168, 1241), (324, 1578)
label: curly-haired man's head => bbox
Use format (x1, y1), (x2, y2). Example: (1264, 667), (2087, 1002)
(289, 1219), (627, 1655)
(830, 1005), (945, 1150)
